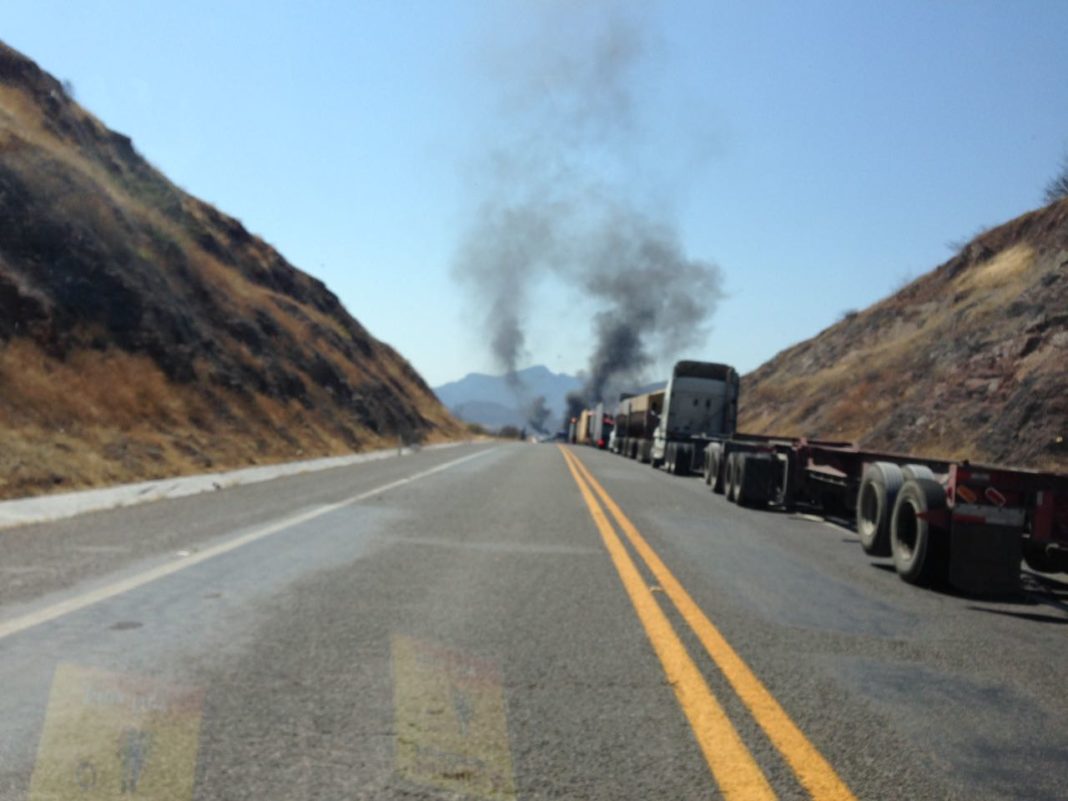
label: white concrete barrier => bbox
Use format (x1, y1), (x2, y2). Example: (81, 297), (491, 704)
(0, 441), (470, 531)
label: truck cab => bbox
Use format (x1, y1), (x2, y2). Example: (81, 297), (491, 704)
(652, 361), (740, 467)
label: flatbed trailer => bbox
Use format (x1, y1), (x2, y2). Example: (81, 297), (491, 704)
(698, 434), (1068, 594)
(604, 359), (1068, 595)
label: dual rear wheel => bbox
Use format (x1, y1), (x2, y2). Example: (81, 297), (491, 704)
(856, 462), (948, 585)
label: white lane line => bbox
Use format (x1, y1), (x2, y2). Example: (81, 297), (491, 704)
(0, 447), (497, 642)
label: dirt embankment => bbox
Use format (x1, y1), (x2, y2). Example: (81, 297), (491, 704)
(739, 199), (1068, 473)
(0, 41), (463, 498)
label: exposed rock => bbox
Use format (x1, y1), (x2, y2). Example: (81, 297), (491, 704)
(0, 41), (461, 497)
(740, 200), (1068, 472)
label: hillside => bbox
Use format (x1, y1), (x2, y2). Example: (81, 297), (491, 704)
(0, 42), (462, 498)
(739, 198), (1068, 472)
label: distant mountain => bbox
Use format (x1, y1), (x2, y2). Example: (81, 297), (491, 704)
(450, 401), (527, 430)
(434, 365), (582, 431)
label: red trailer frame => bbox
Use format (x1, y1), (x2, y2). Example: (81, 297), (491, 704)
(697, 435), (1068, 595)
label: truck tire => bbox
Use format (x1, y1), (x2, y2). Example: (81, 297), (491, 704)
(703, 445), (718, 484)
(902, 464), (936, 482)
(673, 444), (690, 476)
(856, 462), (904, 557)
(891, 478), (949, 586)
(737, 454), (773, 508)
(772, 454), (792, 509)
(710, 448), (725, 494)
(723, 452), (735, 501)
(1023, 541), (1068, 573)
(727, 453), (742, 504)
(735, 455), (751, 506)
(704, 446), (721, 490)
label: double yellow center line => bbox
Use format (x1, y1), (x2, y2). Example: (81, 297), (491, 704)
(558, 446), (856, 801)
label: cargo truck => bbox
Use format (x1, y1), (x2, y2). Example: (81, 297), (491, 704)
(574, 409), (592, 446)
(615, 389), (665, 463)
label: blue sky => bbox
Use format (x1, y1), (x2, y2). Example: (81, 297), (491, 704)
(5, 1), (1068, 387)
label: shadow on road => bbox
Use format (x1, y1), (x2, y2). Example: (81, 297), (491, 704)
(966, 607), (1068, 625)
(865, 562), (1068, 613)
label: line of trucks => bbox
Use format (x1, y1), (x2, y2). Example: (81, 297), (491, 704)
(568, 360), (1068, 596)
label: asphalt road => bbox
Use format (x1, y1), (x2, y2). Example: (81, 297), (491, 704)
(1, 441), (1066, 800)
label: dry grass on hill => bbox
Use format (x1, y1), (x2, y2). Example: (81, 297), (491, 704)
(740, 202), (1068, 473)
(0, 41), (463, 499)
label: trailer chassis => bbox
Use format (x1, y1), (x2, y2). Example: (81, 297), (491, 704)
(697, 436), (1068, 595)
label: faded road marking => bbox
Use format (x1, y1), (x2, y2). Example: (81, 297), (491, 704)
(29, 663), (203, 801)
(0, 448), (497, 642)
(392, 635), (516, 800)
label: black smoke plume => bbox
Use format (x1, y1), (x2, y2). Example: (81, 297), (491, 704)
(565, 391), (586, 425)
(527, 395), (551, 434)
(453, 4), (722, 416)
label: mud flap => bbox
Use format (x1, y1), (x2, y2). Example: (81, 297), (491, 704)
(738, 455), (775, 507)
(948, 523), (1022, 597)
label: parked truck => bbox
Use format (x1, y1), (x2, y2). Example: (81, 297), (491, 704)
(589, 403), (614, 450)
(608, 393), (634, 454)
(605, 359), (1068, 596)
(615, 389), (665, 463)
(574, 409), (593, 446)
(651, 361), (739, 473)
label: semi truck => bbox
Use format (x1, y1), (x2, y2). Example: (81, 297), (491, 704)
(599, 359), (1068, 596)
(608, 393), (634, 453)
(589, 403), (614, 450)
(650, 361), (739, 473)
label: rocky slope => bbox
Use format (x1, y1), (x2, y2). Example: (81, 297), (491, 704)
(0, 42), (462, 498)
(739, 198), (1068, 472)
